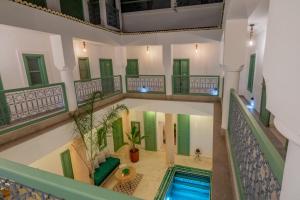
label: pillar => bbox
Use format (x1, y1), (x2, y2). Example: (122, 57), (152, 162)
(221, 65), (243, 129)
(221, 19), (248, 129)
(165, 113), (175, 166)
(100, 0), (108, 27)
(162, 44), (173, 95)
(49, 35), (77, 111)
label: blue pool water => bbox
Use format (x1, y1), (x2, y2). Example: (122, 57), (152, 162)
(164, 172), (211, 200)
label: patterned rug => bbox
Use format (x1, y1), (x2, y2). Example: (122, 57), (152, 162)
(113, 174), (143, 196)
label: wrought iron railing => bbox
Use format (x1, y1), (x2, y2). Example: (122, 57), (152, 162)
(74, 75), (122, 106)
(176, 0), (223, 7)
(0, 83), (68, 134)
(0, 158), (136, 200)
(106, 3), (120, 29)
(126, 75), (166, 94)
(227, 89), (284, 200)
(172, 75), (219, 96)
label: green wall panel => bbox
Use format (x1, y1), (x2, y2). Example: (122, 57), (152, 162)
(100, 59), (114, 95)
(260, 79), (271, 126)
(177, 114), (190, 156)
(143, 112), (157, 151)
(78, 58), (91, 80)
(60, 149), (74, 179)
(126, 59), (139, 75)
(112, 118), (124, 152)
(247, 54), (256, 92)
(173, 59), (189, 94)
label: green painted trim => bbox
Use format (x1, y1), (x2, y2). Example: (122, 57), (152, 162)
(125, 75), (166, 94)
(143, 111), (157, 151)
(112, 118), (124, 152)
(177, 114), (190, 156)
(0, 83), (69, 135)
(247, 54), (256, 92)
(155, 165), (212, 200)
(229, 89), (284, 183)
(0, 158), (137, 200)
(23, 54), (49, 86)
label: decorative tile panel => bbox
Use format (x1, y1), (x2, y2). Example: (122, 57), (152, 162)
(126, 75), (165, 93)
(228, 93), (282, 200)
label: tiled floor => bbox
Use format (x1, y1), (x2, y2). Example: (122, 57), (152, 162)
(102, 145), (212, 200)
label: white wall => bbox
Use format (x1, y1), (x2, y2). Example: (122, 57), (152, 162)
(173, 43), (221, 75)
(190, 115), (213, 157)
(0, 25), (61, 89)
(73, 40), (124, 80)
(126, 45), (164, 75)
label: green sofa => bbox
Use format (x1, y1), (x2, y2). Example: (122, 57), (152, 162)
(94, 156), (120, 186)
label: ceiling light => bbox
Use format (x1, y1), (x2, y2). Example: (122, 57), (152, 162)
(248, 24), (255, 47)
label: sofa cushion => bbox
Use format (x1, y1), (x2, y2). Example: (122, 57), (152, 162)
(94, 156), (120, 186)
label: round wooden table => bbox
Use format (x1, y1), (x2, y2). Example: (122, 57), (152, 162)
(115, 166), (136, 189)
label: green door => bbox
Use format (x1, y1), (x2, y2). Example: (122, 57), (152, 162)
(143, 112), (157, 151)
(23, 54), (49, 86)
(78, 58), (91, 80)
(100, 59), (114, 95)
(247, 54), (256, 92)
(60, 0), (84, 20)
(112, 118), (124, 152)
(60, 149), (74, 179)
(126, 59), (139, 76)
(173, 59), (189, 94)
(177, 114), (190, 156)
(260, 79), (271, 126)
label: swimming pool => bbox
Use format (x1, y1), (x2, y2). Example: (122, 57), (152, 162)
(155, 165), (212, 200)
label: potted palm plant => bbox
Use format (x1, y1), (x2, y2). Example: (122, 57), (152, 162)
(126, 126), (146, 163)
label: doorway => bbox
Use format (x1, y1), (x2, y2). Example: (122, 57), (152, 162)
(173, 59), (189, 94)
(99, 59), (114, 95)
(112, 118), (124, 152)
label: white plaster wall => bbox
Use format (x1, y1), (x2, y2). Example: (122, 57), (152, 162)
(73, 40), (123, 80)
(156, 112), (165, 151)
(239, 26), (267, 112)
(173, 43), (221, 75)
(190, 115), (213, 158)
(0, 25), (61, 89)
(126, 45), (164, 75)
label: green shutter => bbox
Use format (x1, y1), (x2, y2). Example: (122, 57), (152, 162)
(60, 149), (74, 179)
(143, 112), (157, 151)
(100, 59), (114, 95)
(126, 59), (139, 76)
(177, 114), (190, 156)
(60, 0), (84, 20)
(247, 54), (256, 92)
(23, 54), (49, 86)
(78, 58), (91, 80)
(259, 79), (271, 126)
(112, 118), (124, 152)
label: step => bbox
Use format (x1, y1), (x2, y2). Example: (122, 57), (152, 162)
(172, 182), (210, 194)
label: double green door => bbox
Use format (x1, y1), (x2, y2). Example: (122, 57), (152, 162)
(173, 59), (189, 94)
(260, 79), (271, 126)
(177, 114), (190, 156)
(143, 112), (157, 151)
(112, 118), (124, 152)
(100, 59), (114, 95)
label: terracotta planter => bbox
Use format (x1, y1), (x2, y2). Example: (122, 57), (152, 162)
(129, 148), (139, 163)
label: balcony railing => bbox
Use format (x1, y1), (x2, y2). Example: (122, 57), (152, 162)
(0, 158), (136, 200)
(172, 75), (219, 96)
(176, 0), (223, 7)
(106, 3), (120, 29)
(126, 75), (166, 94)
(74, 75), (122, 106)
(0, 83), (68, 134)
(228, 89), (284, 199)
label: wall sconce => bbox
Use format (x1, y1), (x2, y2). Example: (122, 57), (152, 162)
(82, 41), (87, 52)
(248, 24), (255, 47)
(146, 45), (150, 54)
(195, 44), (198, 53)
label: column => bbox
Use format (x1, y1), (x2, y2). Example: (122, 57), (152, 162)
(100, 0), (108, 27)
(162, 44), (173, 95)
(221, 65), (244, 129)
(49, 35), (77, 111)
(165, 113), (175, 166)
(114, 46), (127, 93)
(221, 19), (248, 129)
